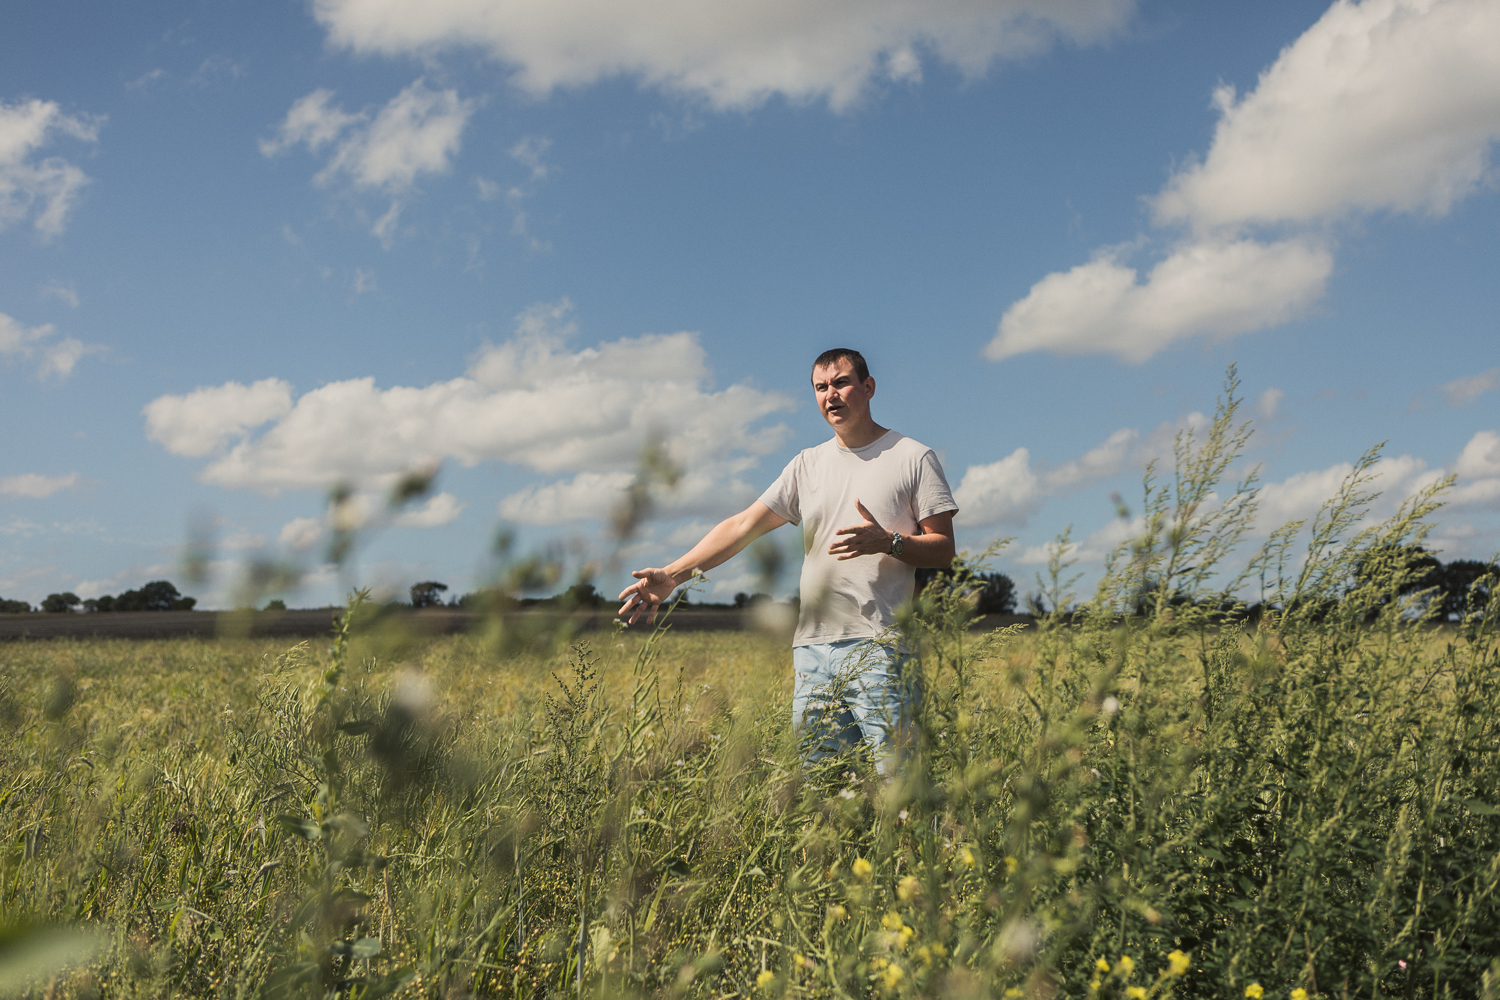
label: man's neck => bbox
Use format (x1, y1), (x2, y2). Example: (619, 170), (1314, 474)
(833, 420), (890, 450)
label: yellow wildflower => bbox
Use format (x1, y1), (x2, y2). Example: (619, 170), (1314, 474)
(1291, 991), (1308, 1000)
(756, 970), (775, 992)
(931, 943), (948, 958)
(1245, 985), (1264, 999)
(1117, 955), (1135, 976)
(960, 847), (976, 868)
(882, 964), (904, 989)
(881, 911), (905, 931)
(852, 858), (873, 880)
(793, 954), (806, 969)
(1089, 980), (1101, 991)
(1004, 856), (1019, 875)
(915, 946), (931, 964)
(1126, 988), (1147, 1000)
(898, 926), (914, 949)
(1096, 958), (1111, 973)
(898, 875), (922, 902)
(1004, 990), (1023, 999)
(1166, 951), (1190, 976)
(828, 904), (847, 920)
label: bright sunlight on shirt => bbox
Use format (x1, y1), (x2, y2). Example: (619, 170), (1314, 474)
(759, 430), (957, 646)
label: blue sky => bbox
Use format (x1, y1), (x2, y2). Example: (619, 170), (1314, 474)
(2, 0), (1498, 609)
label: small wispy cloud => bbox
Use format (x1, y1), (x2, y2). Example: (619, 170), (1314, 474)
(0, 311), (104, 380)
(1409, 366), (1500, 412)
(39, 280), (79, 308)
(1256, 387), (1284, 420)
(0, 97), (103, 238)
(505, 135), (553, 252)
(261, 80), (475, 245)
(0, 472), (80, 499)
(1440, 367), (1500, 407)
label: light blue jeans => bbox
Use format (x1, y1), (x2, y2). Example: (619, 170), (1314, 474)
(791, 638), (920, 775)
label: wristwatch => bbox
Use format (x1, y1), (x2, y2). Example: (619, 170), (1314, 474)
(889, 531), (904, 557)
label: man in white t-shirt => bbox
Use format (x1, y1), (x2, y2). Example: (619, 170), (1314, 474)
(617, 348), (958, 772)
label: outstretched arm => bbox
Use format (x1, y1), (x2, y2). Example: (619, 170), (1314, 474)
(617, 501), (787, 624)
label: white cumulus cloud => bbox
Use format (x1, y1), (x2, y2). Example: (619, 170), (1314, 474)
(1155, 0), (1500, 230)
(312, 0), (1134, 111)
(1455, 429), (1500, 480)
(955, 419), (1201, 528)
(0, 97), (101, 237)
(143, 377), (295, 458)
(988, 238), (1332, 363)
(1449, 429), (1500, 509)
(0, 472), (80, 498)
(279, 516), (324, 552)
(145, 302), (796, 531)
(394, 491), (466, 527)
(953, 447), (1041, 527)
(990, 0), (1500, 363)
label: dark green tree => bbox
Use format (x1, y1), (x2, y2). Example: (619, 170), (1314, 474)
(562, 582), (602, 609)
(409, 581), (449, 608)
(916, 566), (1017, 615)
(1432, 558), (1499, 620)
(111, 581), (196, 612)
(0, 597), (31, 613)
(40, 592), (81, 613)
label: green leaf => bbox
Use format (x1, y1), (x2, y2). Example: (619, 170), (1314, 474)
(351, 937), (381, 959)
(1464, 798), (1499, 816)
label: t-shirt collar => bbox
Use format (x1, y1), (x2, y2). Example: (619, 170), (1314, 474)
(835, 429), (898, 455)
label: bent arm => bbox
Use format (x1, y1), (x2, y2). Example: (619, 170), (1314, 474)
(902, 510), (956, 569)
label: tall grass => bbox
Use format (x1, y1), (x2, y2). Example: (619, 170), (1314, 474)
(3, 370), (1500, 998)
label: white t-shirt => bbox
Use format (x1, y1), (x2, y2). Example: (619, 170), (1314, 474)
(759, 430), (958, 647)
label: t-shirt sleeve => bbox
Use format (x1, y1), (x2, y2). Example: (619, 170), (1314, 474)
(913, 448), (958, 522)
(759, 454), (803, 525)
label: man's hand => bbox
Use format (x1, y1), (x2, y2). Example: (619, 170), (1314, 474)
(617, 568), (679, 625)
(830, 500), (893, 561)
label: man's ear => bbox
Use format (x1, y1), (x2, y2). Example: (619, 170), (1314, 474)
(864, 376), (876, 398)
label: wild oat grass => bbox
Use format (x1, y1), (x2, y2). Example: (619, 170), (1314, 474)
(4, 370), (1500, 999)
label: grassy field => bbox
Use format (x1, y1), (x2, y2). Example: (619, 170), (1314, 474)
(4, 375), (1500, 999)
(3, 595), (1499, 1000)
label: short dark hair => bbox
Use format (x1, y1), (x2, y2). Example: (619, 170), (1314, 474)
(811, 348), (869, 382)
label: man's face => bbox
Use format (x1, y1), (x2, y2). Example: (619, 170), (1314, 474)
(811, 358), (874, 430)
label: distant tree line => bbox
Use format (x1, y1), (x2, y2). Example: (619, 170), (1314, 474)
(0, 580), (197, 614)
(1116, 546), (1497, 624)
